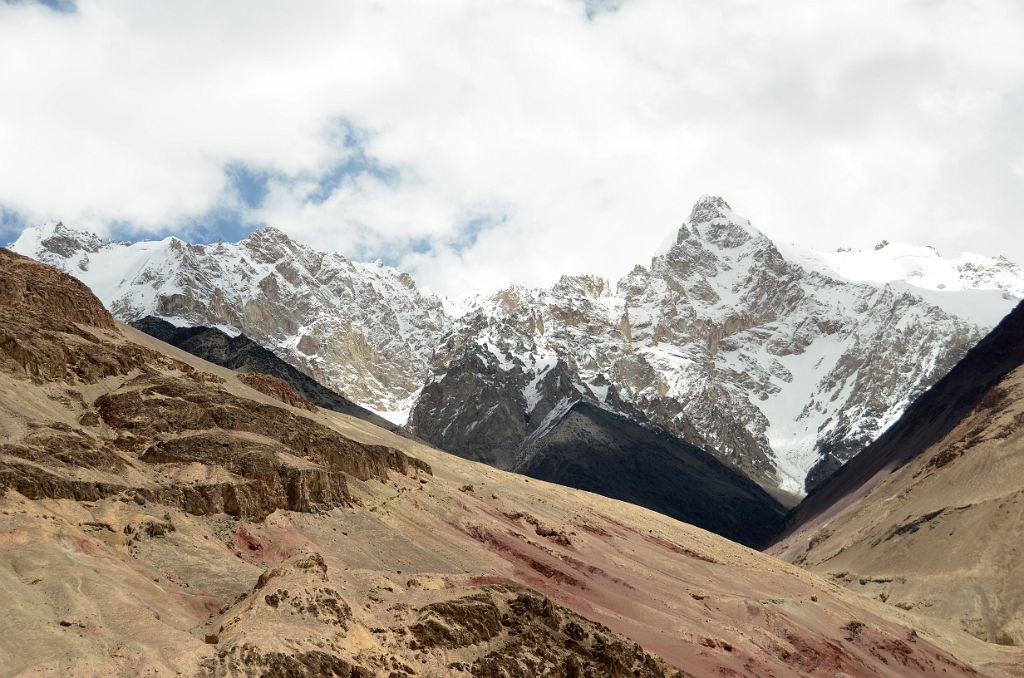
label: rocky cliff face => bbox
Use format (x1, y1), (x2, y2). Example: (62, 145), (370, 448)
(12, 198), (1023, 493)
(12, 223), (449, 418)
(129, 316), (404, 434)
(411, 197), (998, 493)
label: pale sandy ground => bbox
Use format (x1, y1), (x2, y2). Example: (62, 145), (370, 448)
(0, 323), (1019, 676)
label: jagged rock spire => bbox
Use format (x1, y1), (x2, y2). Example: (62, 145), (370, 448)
(688, 195), (732, 224)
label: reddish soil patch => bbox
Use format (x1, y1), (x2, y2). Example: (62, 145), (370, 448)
(780, 631), (851, 674)
(476, 504), (526, 530)
(480, 505), (573, 547)
(557, 552), (636, 590)
(232, 527), (264, 554)
(595, 514), (635, 538)
(576, 522), (613, 538)
(455, 523), (585, 590)
(459, 524), (515, 555)
(70, 533), (118, 558)
(466, 575), (518, 587)
(699, 637), (734, 652)
(642, 533), (719, 564)
(857, 626), (978, 675)
(599, 513), (718, 563)
(528, 559), (583, 587)
(230, 526), (304, 567)
(185, 596), (226, 619)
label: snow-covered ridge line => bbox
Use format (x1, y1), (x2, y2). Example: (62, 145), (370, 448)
(11, 220), (450, 416)
(779, 239), (1024, 294)
(406, 196), (1023, 494)
(10, 196), (1024, 494)
(776, 239), (1022, 326)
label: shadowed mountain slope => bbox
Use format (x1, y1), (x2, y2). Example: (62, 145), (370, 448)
(515, 402), (787, 548)
(131, 315), (403, 434)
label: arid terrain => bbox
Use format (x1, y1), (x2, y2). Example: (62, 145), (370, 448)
(2, 247), (1022, 676)
(773, 301), (1024, 654)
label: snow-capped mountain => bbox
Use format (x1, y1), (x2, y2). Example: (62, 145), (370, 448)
(777, 240), (1023, 326)
(410, 197), (1019, 494)
(10, 196), (1023, 494)
(10, 223), (449, 419)
(781, 240), (1024, 297)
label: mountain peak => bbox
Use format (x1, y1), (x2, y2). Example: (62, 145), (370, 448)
(244, 225), (295, 246)
(683, 195), (771, 252)
(553, 274), (611, 299)
(12, 221), (103, 259)
(653, 196), (767, 259)
(688, 195), (733, 224)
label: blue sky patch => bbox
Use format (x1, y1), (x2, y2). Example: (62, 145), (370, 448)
(4, 0), (76, 13)
(105, 205), (261, 247)
(582, 0), (623, 20)
(225, 163), (271, 209)
(0, 206), (28, 247)
(307, 123), (400, 205)
(450, 213), (506, 254)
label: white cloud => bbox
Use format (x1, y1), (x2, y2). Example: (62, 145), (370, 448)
(1, 0), (1023, 295)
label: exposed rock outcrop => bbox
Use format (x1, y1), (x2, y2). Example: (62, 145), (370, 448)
(0, 248), (429, 523)
(0, 247), (114, 330)
(236, 372), (316, 412)
(207, 554), (682, 678)
(409, 198), (989, 495)
(131, 316), (403, 433)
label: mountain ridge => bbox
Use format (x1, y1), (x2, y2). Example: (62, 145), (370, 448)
(11, 220), (450, 420)
(128, 315), (406, 435)
(406, 197), (1014, 493)
(11, 198), (1024, 493)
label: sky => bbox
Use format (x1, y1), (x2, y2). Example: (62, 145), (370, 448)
(1, 0), (1022, 296)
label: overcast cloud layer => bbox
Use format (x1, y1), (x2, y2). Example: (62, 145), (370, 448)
(1, 0), (1023, 295)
